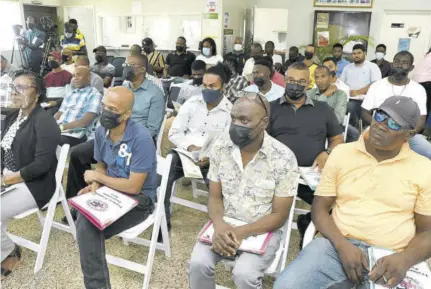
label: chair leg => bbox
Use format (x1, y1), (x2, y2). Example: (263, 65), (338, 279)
(160, 209), (171, 258)
(170, 181), (178, 214)
(192, 180), (198, 199)
(60, 189), (77, 239)
(36, 211), (45, 226)
(33, 193), (58, 273)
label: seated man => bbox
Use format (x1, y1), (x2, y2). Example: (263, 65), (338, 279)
(122, 54), (165, 139)
(267, 62), (344, 238)
(166, 63), (233, 231)
(43, 51), (73, 115)
(340, 44), (381, 127)
(223, 56), (249, 104)
(362, 51), (431, 159)
(303, 44), (319, 89)
(61, 48), (75, 75)
(71, 55), (104, 95)
(189, 94), (298, 289)
(307, 65), (348, 124)
(55, 66), (102, 147)
(91, 46), (115, 88)
(274, 96), (431, 289)
(163, 36), (196, 78)
(244, 57), (285, 102)
(61, 55), (164, 224)
(76, 87), (156, 288)
(242, 43), (264, 82)
(321, 57), (350, 97)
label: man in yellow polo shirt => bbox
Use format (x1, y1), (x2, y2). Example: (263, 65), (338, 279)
(274, 96), (431, 289)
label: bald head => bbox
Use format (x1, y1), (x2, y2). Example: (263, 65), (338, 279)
(104, 87), (134, 111)
(73, 66), (91, 88)
(75, 56), (90, 67)
(235, 93), (269, 119)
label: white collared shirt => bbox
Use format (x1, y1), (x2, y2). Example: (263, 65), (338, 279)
(244, 81), (285, 102)
(168, 94), (232, 150)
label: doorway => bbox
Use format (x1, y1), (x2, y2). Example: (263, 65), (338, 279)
(379, 11), (431, 64)
(64, 6), (96, 64)
(23, 5), (57, 32)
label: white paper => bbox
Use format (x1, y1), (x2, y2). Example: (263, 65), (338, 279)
(46, 86), (67, 99)
(299, 167), (320, 191)
(174, 149), (203, 179)
(62, 129), (86, 139)
(199, 216), (271, 254)
(368, 247), (431, 289)
(69, 186), (138, 229)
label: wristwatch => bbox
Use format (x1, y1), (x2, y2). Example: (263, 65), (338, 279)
(325, 148), (332, 155)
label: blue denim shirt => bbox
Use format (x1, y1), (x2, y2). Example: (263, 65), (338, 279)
(123, 79), (165, 138)
(94, 119), (158, 203)
(336, 58), (350, 77)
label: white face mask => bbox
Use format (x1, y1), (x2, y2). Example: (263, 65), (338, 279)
(202, 47), (211, 57)
(375, 52), (385, 61)
(65, 32), (73, 38)
(233, 44), (243, 51)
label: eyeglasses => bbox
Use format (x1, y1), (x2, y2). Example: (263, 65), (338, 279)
(237, 91), (268, 116)
(122, 62), (143, 68)
(374, 110), (403, 131)
(286, 79), (308, 86)
(9, 84), (36, 95)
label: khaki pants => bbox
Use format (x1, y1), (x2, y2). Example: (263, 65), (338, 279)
(160, 116), (176, 157)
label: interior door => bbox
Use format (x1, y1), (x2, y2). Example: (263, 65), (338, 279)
(379, 11), (431, 64)
(64, 6), (96, 63)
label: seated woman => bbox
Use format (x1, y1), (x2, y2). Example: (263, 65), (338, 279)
(1, 70), (61, 280)
(196, 37), (224, 69)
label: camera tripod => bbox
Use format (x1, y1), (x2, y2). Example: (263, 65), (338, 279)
(40, 35), (57, 76)
(11, 37), (29, 70)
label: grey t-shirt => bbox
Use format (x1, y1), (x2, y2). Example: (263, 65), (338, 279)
(91, 63), (116, 78)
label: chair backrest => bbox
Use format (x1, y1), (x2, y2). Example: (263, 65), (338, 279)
(55, 144), (70, 189)
(111, 57), (126, 78)
(155, 154), (173, 203)
(107, 55), (115, 64)
(343, 113), (350, 142)
(156, 114), (168, 156)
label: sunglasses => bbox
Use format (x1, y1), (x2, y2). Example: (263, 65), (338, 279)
(237, 91), (268, 116)
(374, 110), (403, 131)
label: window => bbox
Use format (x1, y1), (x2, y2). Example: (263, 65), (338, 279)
(0, 1), (22, 52)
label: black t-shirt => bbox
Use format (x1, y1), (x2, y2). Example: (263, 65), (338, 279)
(225, 52), (249, 75)
(166, 51), (196, 77)
(267, 98), (343, 167)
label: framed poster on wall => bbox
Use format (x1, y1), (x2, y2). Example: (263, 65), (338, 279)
(314, 0), (373, 9)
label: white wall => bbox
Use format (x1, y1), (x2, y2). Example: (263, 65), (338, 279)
(249, 0), (431, 57)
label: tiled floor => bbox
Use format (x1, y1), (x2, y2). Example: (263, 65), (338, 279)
(1, 182), (304, 289)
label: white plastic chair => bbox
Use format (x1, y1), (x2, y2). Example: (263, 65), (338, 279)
(302, 221), (317, 249)
(8, 144), (77, 273)
(105, 154), (172, 289)
(343, 113), (351, 142)
(170, 178), (208, 213)
(156, 113), (168, 156)
(216, 196), (298, 289)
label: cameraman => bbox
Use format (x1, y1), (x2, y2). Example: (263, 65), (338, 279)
(16, 16), (45, 73)
(60, 22), (87, 59)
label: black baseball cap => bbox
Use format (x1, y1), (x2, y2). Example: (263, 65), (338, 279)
(93, 46), (107, 53)
(142, 38), (154, 46)
(378, 96), (420, 129)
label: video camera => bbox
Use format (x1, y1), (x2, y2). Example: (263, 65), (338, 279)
(40, 16), (58, 37)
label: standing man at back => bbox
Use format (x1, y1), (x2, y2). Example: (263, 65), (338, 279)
(340, 44), (381, 127)
(225, 37), (249, 75)
(142, 37), (165, 78)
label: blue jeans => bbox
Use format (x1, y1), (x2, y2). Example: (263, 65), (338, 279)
(274, 238), (370, 289)
(409, 134), (431, 160)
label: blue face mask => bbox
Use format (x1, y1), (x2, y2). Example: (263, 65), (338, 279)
(202, 47), (211, 57)
(202, 88), (222, 104)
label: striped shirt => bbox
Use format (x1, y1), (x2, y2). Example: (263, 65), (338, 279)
(145, 50), (165, 77)
(60, 33), (86, 54)
(225, 74), (249, 103)
(58, 85), (102, 134)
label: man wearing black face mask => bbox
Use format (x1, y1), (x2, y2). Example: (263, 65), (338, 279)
(242, 43), (264, 82)
(189, 94), (298, 289)
(267, 62), (344, 241)
(75, 87), (157, 289)
(165, 64), (232, 235)
(244, 57), (284, 102)
(91, 46), (115, 88)
(163, 37), (196, 78)
(282, 46), (305, 74)
(362, 51), (431, 159)
(42, 51), (73, 114)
